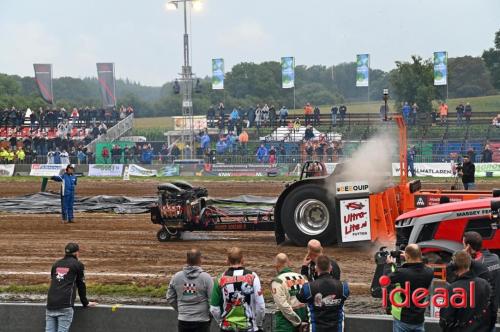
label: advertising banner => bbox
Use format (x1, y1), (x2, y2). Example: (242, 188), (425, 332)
(88, 164), (124, 177)
(434, 51), (448, 86)
(340, 198), (371, 242)
(474, 163), (500, 177)
(356, 54), (370, 87)
(212, 58), (224, 90)
(199, 164), (287, 177)
(393, 162), (500, 177)
(159, 164), (180, 177)
(96, 63), (117, 108)
(30, 164), (65, 177)
(173, 115), (208, 131)
(33, 64), (54, 104)
(128, 164), (157, 177)
(392, 163), (454, 177)
(281, 57), (295, 89)
(0, 164), (15, 177)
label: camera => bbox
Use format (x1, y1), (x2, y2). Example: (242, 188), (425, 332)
(374, 246), (404, 265)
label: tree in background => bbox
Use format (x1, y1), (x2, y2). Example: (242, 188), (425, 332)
(482, 28), (500, 90)
(389, 56), (436, 112)
(448, 56), (495, 98)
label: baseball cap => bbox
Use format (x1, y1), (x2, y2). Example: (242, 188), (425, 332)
(65, 243), (79, 254)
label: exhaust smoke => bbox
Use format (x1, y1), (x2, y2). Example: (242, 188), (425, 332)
(329, 129), (397, 194)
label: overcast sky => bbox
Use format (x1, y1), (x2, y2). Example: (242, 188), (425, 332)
(0, 0), (498, 86)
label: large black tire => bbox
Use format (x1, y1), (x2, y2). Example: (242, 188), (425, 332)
(157, 229), (171, 242)
(280, 184), (337, 246)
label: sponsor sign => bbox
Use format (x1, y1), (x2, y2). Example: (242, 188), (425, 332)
(96, 63), (116, 107)
(30, 164), (65, 177)
(392, 163), (453, 177)
(0, 164), (15, 177)
(414, 194), (464, 208)
(88, 164), (124, 177)
(336, 181), (370, 195)
(173, 115), (208, 131)
(340, 198), (371, 242)
(128, 164), (158, 177)
(393, 162), (500, 177)
(159, 165), (180, 177)
(356, 54), (370, 87)
(434, 51), (448, 86)
(212, 58), (224, 90)
(33, 63), (54, 104)
(200, 164), (287, 177)
(281, 57), (295, 89)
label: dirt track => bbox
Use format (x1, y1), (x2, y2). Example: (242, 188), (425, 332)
(1, 178), (499, 314)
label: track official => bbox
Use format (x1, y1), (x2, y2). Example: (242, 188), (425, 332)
(51, 164), (77, 223)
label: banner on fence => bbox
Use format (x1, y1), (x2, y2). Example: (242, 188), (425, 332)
(33, 64), (54, 104)
(0, 164), (15, 177)
(128, 164), (157, 177)
(88, 164), (124, 177)
(392, 163), (453, 177)
(324, 163), (338, 174)
(212, 58), (224, 90)
(199, 164), (287, 177)
(474, 163), (500, 177)
(434, 51), (448, 86)
(159, 165), (180, 177)
(30, 164), (65, 177)
(281, 57), (295, 89)
(393, 162), (500, 177)
(356, 54), (370, 87)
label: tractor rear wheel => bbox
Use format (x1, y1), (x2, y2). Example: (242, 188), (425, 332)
(280, 184), (337, 246)
(157, 229), (171, 242)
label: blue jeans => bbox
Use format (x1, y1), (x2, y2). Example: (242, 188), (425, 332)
(393, 319), (424, 332)
(463, 182), (475, 190)
(331, 113), (337, 126)
(46, 308), (74, 332)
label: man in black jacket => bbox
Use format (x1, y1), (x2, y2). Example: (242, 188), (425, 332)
(463, 232), (499, 331)
(301, 239), (341, 281)
(46, 243), (97, 332)
(297, 254), (349, 332)
(440, 251), (491, 332)
(384, 244), (434, 332)
(459, 155), (475, 190)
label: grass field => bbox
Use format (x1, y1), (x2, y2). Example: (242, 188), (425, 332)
(133, 95), (500, 132)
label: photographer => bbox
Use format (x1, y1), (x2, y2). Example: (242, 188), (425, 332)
(383, 244), (434, 332)
(458, 155), (475, 190)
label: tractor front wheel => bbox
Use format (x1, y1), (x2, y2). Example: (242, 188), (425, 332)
(157, 229), (171, 242)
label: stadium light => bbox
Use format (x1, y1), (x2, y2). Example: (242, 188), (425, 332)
(165, 2), (178, 10)
(192, 1), (203, 11)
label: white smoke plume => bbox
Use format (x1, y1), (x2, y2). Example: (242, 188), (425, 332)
(329, 128), (398, 193)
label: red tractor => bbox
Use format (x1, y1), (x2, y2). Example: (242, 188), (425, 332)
(395, 196), (500, 262)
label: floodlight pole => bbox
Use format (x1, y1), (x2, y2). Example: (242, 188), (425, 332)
(169, 0), (195, 159)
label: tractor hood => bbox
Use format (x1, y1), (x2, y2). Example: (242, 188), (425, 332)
(397, 197), (498, 220)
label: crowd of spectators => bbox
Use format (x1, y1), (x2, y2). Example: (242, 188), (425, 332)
(0, 105), (134, 164)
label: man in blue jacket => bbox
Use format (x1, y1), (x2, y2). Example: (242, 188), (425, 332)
(51, 165), (77, 223)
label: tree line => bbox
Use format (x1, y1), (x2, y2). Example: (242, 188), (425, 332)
(1, 29), (499, 117)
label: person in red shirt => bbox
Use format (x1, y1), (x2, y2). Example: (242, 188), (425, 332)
(304, 103), (313, 126)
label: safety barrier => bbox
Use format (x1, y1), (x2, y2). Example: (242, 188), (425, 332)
(0, 302), (466, 332)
